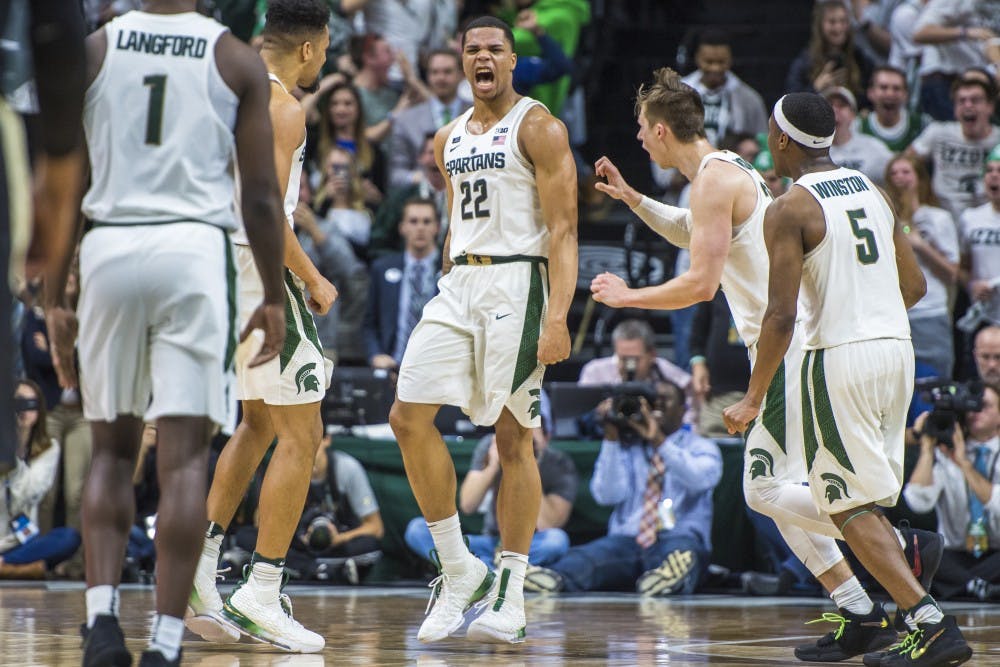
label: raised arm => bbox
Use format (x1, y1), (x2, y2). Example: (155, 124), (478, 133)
(521, 106), (578, 365)
(723, 193), (806, 433)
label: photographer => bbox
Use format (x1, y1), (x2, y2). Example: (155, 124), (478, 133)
(904, 382), (1000, 600)
(234, 431), (384, 583)
(0, 381), (79, 578)
(524, 380), (721, 596)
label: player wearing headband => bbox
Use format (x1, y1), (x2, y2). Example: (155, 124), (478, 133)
(725, 92), (973, 667)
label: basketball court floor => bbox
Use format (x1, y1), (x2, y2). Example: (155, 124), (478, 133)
(2, 583), (999, 665)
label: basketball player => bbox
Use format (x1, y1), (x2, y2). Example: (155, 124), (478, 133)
(69, 2), (287, 665)
(185, 0), (335, 653)
(723, 92), (972, 666)
(389, 16), (577, 644)
(591, 69), (938, 662)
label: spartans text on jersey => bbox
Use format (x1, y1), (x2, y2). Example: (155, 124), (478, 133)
(445, 151), (505, 177)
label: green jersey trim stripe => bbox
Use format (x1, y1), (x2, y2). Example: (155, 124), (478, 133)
(802, 350), (820, 472)
(279, 276), (301, 373)
(223, 232), (237, 370)
(284, 271), (323, 357)
(761, 360), (786, 453)
(811, 349), (856, 474)
(452, 253), (548, 266)
(90, 217), (225, 228)
(511, 262), (544, 393)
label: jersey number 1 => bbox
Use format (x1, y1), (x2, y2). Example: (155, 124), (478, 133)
(460, 179), (490, 220)
(847, 208), (879, 265)
(142, 75), (167, 146)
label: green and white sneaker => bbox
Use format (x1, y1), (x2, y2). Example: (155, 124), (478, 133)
(222, 567), (324, 653)
(184, 557), (240, 643)
(417, 550), (495, 643)
(466, 568), (527, 644)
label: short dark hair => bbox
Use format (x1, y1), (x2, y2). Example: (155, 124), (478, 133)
(951, 76), (997, 103)
(870, 65), (908, 90)
(262, 0), (329, 38)
(400, 197), (440, 225)
(461, 16), (515, 50)
(635, 67), (705, 142)
(697, 28), (731, 50)
(778, 92), (835, 144)
(425, 48), (461, 70)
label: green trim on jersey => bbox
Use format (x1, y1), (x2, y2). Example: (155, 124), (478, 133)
(511, 263), (545, 393)
(802, 350), (820, 472)
(761, 360), (786, 453)
(810, 349), (856, 474)
(858, 111), (927, 154)
(223, 233), (237, 370)
(278, 269), (323, 372)
(284, 271), (323, 355)
(452, 253), (548, 266)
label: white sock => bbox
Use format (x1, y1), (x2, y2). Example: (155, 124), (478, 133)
(498, 551), (529, 604)
(427, 514), (470, 574)
(86, 585), (119, 628)
(894, 528), (906, 551)
(248, 559), (283, 604)
(202, 531), (223, 565)
(911, 597), (944, 625)
(830, 576), (874, 615)
(148, 614), (184, 661)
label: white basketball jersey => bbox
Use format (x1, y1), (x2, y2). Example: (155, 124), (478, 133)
(444, 97), (548, 259)
(697, 151), (775, 349)
(795, 168), (910, 349)
(82, 11), (238, 229)
(230, 74), (305, 245)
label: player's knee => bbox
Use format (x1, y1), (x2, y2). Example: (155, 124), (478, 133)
(744, 483), (781, 518)
(388, 400), (432, 442)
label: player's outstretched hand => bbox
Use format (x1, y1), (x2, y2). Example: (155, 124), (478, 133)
(306, 276), (338, 315)
(722, 396), (761, 435)
(242, 302), (286, 368)
(46, 306), (78, 389)
(537, 321), (570, 365)
(590, 271), (630, 308)
(594, 156), (640, 208)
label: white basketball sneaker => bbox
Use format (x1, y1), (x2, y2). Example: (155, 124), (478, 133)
(417, 550), (495, 643)
(466, 568), (527, 644)
(222, 568), (325, 653)
(184, 555), (240, 643)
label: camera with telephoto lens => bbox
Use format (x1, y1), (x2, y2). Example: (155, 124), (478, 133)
(307, 515), (335, 551)
(917, 379), (985, 447)
(604, 382), (658, 447)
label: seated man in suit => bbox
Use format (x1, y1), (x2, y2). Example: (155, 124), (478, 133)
(363, 198), (440, 370)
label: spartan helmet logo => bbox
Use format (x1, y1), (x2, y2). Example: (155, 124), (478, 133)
(821, 473), (851, 504)
(295, 363), (320, 394)
(748, 449), (774, 480)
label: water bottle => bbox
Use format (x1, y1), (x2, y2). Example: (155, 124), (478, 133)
(967, 518), (989, 558)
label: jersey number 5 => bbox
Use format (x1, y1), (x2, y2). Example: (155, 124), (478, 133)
(847, 208), (879, 265)
(459, 179), (490, 220)
(142, 74), (167, 146)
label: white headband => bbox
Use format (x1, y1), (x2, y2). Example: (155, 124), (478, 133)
(773, 96), (834, 149)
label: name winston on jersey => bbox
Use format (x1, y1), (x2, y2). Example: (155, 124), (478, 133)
(116, 30), (208, 58)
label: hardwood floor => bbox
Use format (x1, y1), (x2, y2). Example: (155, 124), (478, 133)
(1, 583), (998, 665)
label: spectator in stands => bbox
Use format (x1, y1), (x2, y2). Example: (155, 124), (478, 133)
(351, 33), (426, 145)
(357, 0), (457, 86)
(959, 146), (1000, 328)
(885, 154), (959, 377)
(404, 392), (576, 568)
(903, 384), (1000, 600)
(0, 380), (79, 578)
(850, 0), (895, 66)
(388, 49), (467, 189)
(236, 431), (384, 583)
(315, 81), (388, 208)
(497, 0), (591, 118)
(524, 379), (721, 596)
(974, 325), (1000, 385)
(888, 0), (924, 97)
(824, 86), (893, 184)
(689, 290), (750, 438)
(859, 65), (929, 152)
(372, 134), (448, 258)
(295, 180), (370, 357)
(913, 0), (999, 120)
(20, 265), (90, 578)
(907, 76), (1000, 221)
(364, 198), (440, 370)
(511, 8), (573, 94)
(578, 319), (690, 390)
(786, 0), (873, 98)
(680, 29), (768, 146)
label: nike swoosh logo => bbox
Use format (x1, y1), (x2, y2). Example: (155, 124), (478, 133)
(495, 313), (512, 320)
(861, 619), (889, 629)
(811, 139), (826, 145)
(910, 628), (946, 659)
(911, 535), (923, 579)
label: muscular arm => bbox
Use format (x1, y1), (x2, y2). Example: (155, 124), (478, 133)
(433, 122), (456, 275)
(521, 108), (578, 333)
(880, 187), (927, 309)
